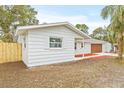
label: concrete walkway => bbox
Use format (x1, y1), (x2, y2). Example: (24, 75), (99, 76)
(96, 53), (124, 57)
(75, 53), (118, 61)
(96, 53), (118, 56)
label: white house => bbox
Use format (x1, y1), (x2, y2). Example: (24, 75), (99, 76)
(16, 22), (112, 67)
(17, 22), (91, 67)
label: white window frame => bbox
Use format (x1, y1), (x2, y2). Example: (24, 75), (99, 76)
(49, 37), (63, 49)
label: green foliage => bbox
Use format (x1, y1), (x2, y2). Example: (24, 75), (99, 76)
(90, 26), (117, 44)
(101, 5), (124, 31)
(0, 5), (39, 42)
(75, 24), (89, 35)
(106, 24), (117, 44)
(101, 5), (124, 59)
(90, 27), (108, 41)
(1, 33), (13, 42)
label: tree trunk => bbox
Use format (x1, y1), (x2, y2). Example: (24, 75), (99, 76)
(117, 31), (123, 59)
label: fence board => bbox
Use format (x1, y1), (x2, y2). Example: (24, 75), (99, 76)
(0, 43), (22, 63)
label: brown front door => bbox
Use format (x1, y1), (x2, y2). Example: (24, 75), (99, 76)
(91, 44), (102, 53)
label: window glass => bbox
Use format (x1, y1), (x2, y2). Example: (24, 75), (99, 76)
(49, 37), (62, 48)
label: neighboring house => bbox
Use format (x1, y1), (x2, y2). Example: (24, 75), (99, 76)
(82, 39), (112, 54)
(16, 22), (112, 67)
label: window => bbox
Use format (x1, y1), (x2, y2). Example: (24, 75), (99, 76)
(49, 37), (62, 48)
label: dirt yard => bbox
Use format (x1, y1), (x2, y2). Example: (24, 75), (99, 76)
(1, 56), (124, 88)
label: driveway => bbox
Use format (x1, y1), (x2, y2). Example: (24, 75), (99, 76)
(1, 56), (124, 88)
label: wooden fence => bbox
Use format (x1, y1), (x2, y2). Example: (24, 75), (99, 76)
(0, 43), (22, 63)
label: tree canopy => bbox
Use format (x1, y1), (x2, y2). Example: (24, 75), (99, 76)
(90, 25), (117, 51)
(90, 27), (108, 41)
(0, 5), (39, 42)
(75, 24), (89, 35)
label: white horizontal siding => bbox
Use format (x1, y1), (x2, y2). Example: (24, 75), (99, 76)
(29, 58), (73, 64)
(29, 49), (73, 55)
(29, 54), (74, 61)
(27, 26), (82, 66)
(27, 58), (74, 67)
(83, 42), (91, 54)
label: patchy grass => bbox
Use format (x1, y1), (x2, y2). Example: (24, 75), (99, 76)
(1, 56), (124, 88)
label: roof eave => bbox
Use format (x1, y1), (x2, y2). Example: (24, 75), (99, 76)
(64, 22), (91, 39)
(16, 22), (91, 39)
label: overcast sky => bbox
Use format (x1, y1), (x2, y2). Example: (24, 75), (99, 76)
(32, 5), (110, 34)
